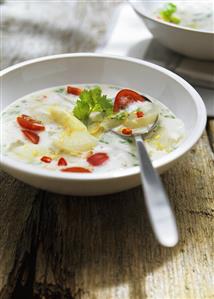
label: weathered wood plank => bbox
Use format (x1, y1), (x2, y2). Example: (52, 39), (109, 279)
(0, 172), (40, 298)
(207, 118), (214, 152)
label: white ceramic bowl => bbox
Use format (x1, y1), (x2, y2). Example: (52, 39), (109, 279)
(0, 53), (206, 195)
(129, 0), (214, 60)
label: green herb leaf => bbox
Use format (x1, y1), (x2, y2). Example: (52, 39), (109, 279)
(73, 87), (113, 123)
(55, 87), (65, 93)
(160, 3), (180, 24)
(170, 15), (181, 24)
(73, 99), (90, 123)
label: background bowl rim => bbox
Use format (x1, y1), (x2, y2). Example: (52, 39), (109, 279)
(0, 53), (207, 181)
(128, 0), (214, 36)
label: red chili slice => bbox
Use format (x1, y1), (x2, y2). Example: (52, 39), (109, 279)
(41, 156), (52, 163)
(17, 115), (45, 131)
(87, 152), (109, 166)
(122, 128), (132, 135)
(67, 86), (82, 95)
(58, 157), (68, 166)
(61, 167), (91, 173)
(22, 130), (40, 144)
(113, 89), (145, 112)
(136, 111), (144, 118)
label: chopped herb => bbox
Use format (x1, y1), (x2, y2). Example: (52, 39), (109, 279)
(100, 140), (109, 144)
(109, 86), (120, 90)
(109, 111), (128, 121)
(120, 138), (133, 144)
(129, 152), (136, 158)
(55, 88), (65, 93)
(73, 86), (113, 124)
(164, 114), (176, 119)
(9, 110), (20, 115)
(160, 3), (181, 24)
(127, 138), (133, 144)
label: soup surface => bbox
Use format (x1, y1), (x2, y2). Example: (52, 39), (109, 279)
(153, 2), (214, 32)
(1, 84), (185, 173)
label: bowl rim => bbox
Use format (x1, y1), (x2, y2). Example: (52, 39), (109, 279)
(128, 0), (214, 35)
(0, 53), (207, 181)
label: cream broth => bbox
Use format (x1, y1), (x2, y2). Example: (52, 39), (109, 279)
(154, 1), (214, 32)
(1, 84), (185, 173)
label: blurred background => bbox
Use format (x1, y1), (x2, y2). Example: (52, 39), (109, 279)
(1, 0), (121, 69)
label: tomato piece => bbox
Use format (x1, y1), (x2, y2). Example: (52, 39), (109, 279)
(41, 156), (52, 163)
(67, 86), (82, 95)
(87, 152), (109, 166)
(122, 128), (132, 135)
(61, 167), (91, 173)
(22, 130), (40, 144)
(58, 157), (68, 166)
(113, 89), (145, 112)
(17, 115), (45, 131)
(136, 111), (144, 118)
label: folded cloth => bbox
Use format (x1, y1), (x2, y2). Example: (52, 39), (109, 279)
(1, 1), (116, 70)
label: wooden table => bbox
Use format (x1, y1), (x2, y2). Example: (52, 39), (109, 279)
(1, 2), (214, 299)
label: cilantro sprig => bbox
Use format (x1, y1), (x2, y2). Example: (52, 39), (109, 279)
(73, 87), (113, 124)
(160, 3), (181, 24)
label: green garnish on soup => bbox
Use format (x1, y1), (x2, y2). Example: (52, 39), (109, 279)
(160, 3), (181, 24)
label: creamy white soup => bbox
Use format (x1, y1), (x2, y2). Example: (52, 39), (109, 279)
(1, 84), (185, 173)
(153, 2), (214, 32)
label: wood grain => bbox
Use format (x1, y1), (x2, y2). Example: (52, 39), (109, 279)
(0, 2), (214, 299)
(207, 119), (214, 151)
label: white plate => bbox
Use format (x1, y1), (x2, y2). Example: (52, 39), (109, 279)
(0, 53), (206, 195)
(129, 0), (214, 60)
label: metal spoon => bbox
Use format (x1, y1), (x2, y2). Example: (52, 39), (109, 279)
(112, 97), (179, 247)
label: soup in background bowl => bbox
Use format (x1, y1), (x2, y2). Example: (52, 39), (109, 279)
(129, 0), (214, 60)
(153, 1), (214, 32)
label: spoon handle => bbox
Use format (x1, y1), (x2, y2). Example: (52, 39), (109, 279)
(135, 135), (179, 247)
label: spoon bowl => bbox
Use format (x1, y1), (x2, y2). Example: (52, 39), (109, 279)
(112, 95), (160, 137)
